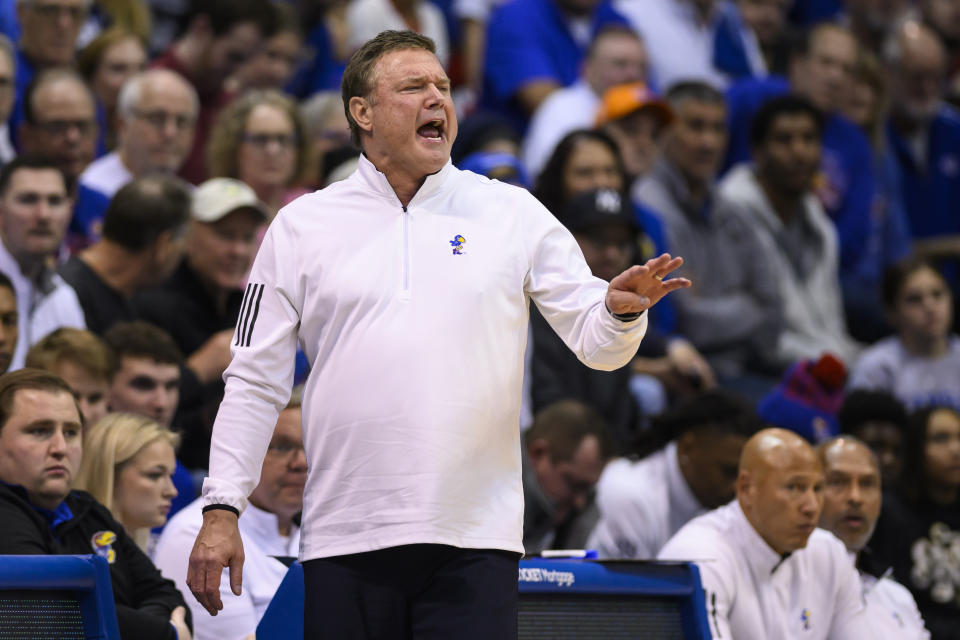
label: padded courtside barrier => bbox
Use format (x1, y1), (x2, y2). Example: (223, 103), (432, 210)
(0, 554), (121, 640)
(257, 558), (711, 639)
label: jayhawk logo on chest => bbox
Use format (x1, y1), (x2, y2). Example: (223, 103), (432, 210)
(450, 234), (466, 255)
(91, 530), (117, 564)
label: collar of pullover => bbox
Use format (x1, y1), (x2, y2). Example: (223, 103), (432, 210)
(356, 153), (454, 209)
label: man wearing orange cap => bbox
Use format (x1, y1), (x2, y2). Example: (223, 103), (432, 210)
(595, 81), (673, 182)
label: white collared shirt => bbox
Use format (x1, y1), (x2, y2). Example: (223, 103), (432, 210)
(154, 497), (300, 640)
(857, 556), (930, 640)
(0, 240), (86, 370)
(588, 442), (704, 559)
(614, 0), (727, 90)
(522, 80), (600, 181)
(78, 151), (133, 200)
(202, 155), (648, 561)
(658, 501), (871, 639)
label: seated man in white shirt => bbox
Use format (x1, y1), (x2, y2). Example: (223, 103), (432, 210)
(817, 436), (930, 639)
(589, 389), (760, 559)
(153, 391), (305, 640)
(80, 69), (198, 201)
(522, 25), (649, 180)
(658, 427), (871, 639)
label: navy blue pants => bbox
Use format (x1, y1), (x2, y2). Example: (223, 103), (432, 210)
(302, 544), (519, 639)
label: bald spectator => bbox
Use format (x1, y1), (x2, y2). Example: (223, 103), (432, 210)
(0, 155), (85, 370)
(522, 25), (649, 179)
(152, 0), (277, 184)
(615, 0), (726, 90)
(590, 390), (760, 559)
(522, 399), (612, 554)
(58, 175), (191, 335)
(18, 68), (98, 188)
(886, 21), (960, 286)
(659, 428), (870, 639)
(11, 0), (90, 137)
(75, 70), (198, 245)
(818, 437), (930, 639)
(482, 0), (629, 125)
(25, 328), (112, 427)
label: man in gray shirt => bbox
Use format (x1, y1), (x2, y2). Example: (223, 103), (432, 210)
(635, 81), (781, 385)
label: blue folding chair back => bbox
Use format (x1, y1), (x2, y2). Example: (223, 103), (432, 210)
(0, 554), (121, 640)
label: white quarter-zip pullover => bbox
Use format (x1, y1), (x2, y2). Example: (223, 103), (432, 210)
(658, 501), (871, 639)
(202, 156), (648, 561)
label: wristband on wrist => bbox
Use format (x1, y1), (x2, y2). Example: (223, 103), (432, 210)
(606, 302), (643, 322)
(202, 504), (239, 517)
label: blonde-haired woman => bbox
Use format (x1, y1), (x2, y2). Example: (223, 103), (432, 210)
(74, 413), (179, 555)
(207, 89), (314, 219)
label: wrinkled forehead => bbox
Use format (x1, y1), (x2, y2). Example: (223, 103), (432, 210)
(371, 48), (447, 92)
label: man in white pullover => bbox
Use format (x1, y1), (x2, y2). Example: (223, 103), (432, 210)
(659, 428), (872, 639)
(817, 436), (930, 639)
(187, 30), (690, 638)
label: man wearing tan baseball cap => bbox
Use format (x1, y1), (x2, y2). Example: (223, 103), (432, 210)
(135, 177), (268, 469)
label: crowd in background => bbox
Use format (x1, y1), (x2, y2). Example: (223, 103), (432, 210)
(0, 0), (956, 638)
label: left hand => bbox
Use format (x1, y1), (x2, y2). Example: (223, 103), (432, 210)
(666, 338), (717, 390)
(606, 253), (690, 316)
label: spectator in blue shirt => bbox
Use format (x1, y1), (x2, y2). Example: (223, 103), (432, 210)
(11, 0), (91, 148)
(839, 50), (912, 342)
(713, 0), (790, 80)
(482, 0), (628, 128)
(885, 19), (960, 311)
(787, 0), (842, 25)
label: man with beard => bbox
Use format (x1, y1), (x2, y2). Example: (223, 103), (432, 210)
(818, 436), (930, 639)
